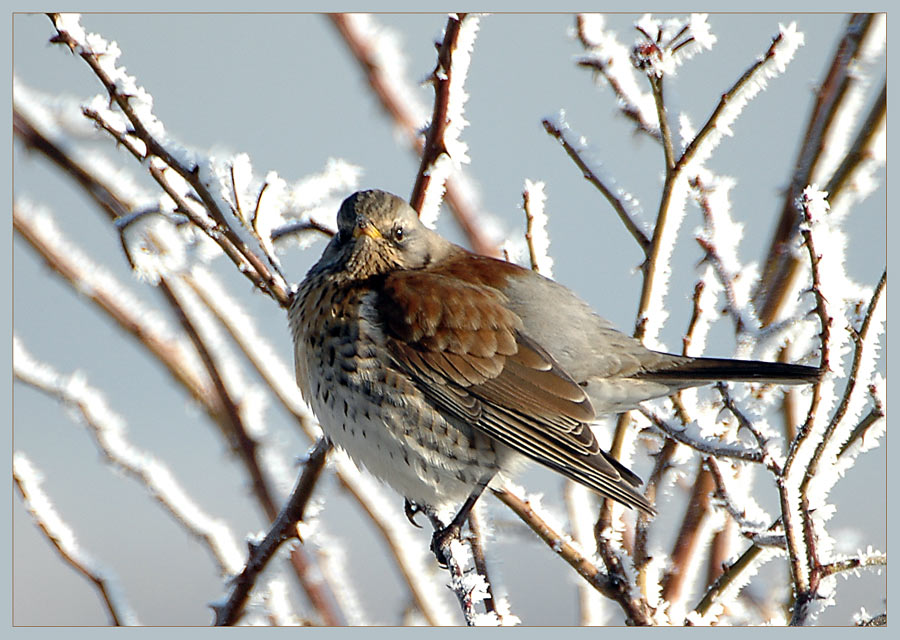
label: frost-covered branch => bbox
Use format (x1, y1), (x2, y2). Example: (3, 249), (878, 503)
(639, 408), (765, 465)
(820, 549), (886, 578)
(48, 13), (291, 306)
(635, 21), (804, 345)
(183, 268), (318, 438)
(542, 116), (650, 252)
(521, 179), (554, 275)
(14, 200), (343, 626)
(425, 510), (499, 626)
(755, 14), (884, 325)
(493, 487), (652, 624)
(409, 13), (479, 228)
(157, 277), (280, 516)
(14, 338), (246, 577)
(329, 13), (497, 256)
(13, 203), (211, 407)
(575, 14), (660, 140)
(14, 453), (139, 626)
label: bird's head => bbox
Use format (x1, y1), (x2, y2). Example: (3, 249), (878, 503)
(321, 190), (452, 279)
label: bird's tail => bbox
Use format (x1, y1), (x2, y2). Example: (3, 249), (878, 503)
(638, 355), (820, 385)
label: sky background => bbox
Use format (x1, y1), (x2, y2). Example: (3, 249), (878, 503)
(13, 12), (886, 626)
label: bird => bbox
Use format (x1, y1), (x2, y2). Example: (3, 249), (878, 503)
(289, 189), (819, 545)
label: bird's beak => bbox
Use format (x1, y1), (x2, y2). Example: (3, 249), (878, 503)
(353, 217), (382, 240)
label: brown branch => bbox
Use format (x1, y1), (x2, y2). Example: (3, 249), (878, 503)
(214, 439), (332, 626)
(692, 539), (765, 621)
(328, 13), (497, 256)
(467, 508), (499, 621)
(754, 14), (879, 326)
(820, 551), (886, 578)
(822, 269), (886, 449)
(542, 118), (650, 253)
(491, 488), (654, 623)
(634, 438), (677, 597)
(409, 13), (464, 213)
(660, 463), (714, 605)
(824, 81), (886, 200)
(155, 281), (343, 626)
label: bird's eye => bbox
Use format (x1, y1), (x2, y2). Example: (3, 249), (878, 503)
(392, 225), (405, 243)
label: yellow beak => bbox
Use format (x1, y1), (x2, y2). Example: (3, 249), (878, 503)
(353, 218), (382, 240)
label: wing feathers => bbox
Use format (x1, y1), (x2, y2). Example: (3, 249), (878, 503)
(378, 268), (654, 514)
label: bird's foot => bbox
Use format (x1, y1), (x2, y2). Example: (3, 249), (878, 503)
(430, 520), (463, 568)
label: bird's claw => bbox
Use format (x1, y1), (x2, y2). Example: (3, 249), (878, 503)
(404, 499), (424, 528)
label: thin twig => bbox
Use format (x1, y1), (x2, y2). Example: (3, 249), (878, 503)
(639, 408), (765, 465)
(574, 15), (660, 141)
(541, 118), (650, 253)
(467, 508), (499, 620)
(409, 13), (465, 214)
(716, 384), (781, 474)
(820, 551), (886, 577)
(778, 193), (831, 623)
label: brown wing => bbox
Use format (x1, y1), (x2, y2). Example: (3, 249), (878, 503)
(377, 268), (654, 514)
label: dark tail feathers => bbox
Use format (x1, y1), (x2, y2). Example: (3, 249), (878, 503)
(640, 355), (820, 385)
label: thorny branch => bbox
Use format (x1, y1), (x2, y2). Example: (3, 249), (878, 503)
(409, 13), (465, 214)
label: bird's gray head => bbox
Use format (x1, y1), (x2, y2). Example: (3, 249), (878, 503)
(322, 190), (451, 279)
